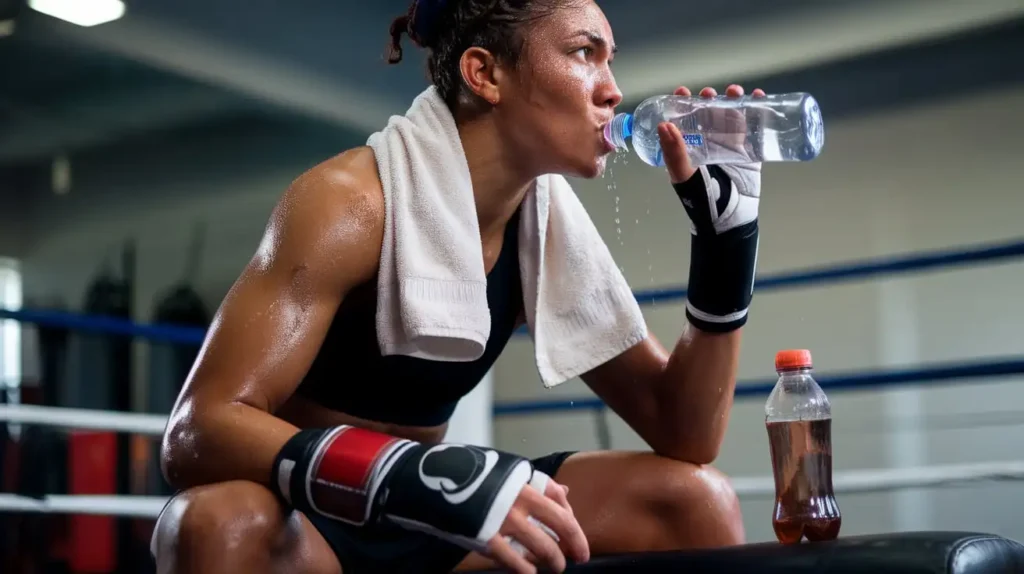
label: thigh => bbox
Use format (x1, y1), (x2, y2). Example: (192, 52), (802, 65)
(456, 450), (742, 571)
(547, 450), (739, 552)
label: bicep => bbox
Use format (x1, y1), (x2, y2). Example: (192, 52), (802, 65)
(179, 170), (383, 413)
(184, 259), (342, 411)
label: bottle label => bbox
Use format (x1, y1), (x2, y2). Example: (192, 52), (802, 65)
(682, 133), (704, 147)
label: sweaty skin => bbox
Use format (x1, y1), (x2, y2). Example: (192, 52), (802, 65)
(159, 2), (749, 573)
(162, 148), (395, 489)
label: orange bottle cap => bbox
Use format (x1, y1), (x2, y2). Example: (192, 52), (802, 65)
(775, 349), (812, 371)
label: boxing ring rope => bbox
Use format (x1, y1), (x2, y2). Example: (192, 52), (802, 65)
(0, 404), (168, 436)
(3, 237), (1024, 344)
(1, 237), (1024, 519)
(0, 441), (1023, 518)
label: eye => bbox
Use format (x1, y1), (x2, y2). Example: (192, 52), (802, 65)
(573, 46), (594, 59)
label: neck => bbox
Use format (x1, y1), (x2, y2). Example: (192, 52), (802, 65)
(456, 115), (534, 239)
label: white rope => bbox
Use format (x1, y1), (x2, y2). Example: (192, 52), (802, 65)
(0, 494), (168, 518)
(0, 404), (167, 436)
(0, 460), (1022, 519)
(731, 460), (1024, 497)
(3, 404), (1024, 517)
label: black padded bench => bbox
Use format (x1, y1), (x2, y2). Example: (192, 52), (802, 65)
(470, 531), (1024, 573)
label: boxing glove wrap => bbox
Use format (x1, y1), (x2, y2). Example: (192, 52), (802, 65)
(673, 163), (761, 332)
(271, 426), (534, 554)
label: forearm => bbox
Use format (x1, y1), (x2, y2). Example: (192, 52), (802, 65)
(652, 164), (757, 462)
(161, 399), (301, 490)
(652, 324), (742, 464)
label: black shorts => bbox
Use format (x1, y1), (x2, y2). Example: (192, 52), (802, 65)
(305, 450), (577, 574)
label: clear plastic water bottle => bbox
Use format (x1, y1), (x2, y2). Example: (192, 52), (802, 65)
(604, 92), (824, 167)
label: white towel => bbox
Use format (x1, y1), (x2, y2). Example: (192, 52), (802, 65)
(367, 86), (647, 388)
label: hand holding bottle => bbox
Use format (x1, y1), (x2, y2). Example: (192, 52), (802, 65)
(657, 84), (767, 184)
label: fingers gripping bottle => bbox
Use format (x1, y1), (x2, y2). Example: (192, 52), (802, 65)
(765, 350), (841, 544)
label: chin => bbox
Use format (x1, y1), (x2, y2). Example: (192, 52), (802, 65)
(545, 149), (609, 180)
(578, 154), (609, 179)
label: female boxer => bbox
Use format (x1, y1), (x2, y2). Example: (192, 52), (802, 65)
(152, 1), (761, 572)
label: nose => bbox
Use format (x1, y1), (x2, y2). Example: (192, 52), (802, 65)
(599, 70), (623, 110)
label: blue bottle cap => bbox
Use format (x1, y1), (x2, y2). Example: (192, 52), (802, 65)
(605, 113), (633, 151)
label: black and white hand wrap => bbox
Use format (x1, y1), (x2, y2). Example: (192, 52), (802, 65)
(271, 426), (534, 555)
(673, 162), (761, 332)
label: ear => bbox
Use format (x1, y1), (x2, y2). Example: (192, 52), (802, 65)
(458, 47), (503, 105)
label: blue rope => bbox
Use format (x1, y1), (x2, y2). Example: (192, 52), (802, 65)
(0, 307), (205, 345)
(1, 237), (1022, 346)
(491, 356), (1024, 416)
(633, 235), (1024, 306)
(2, 239), (1022, 416)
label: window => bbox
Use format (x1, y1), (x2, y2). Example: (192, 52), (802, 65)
(0, 257), (22, 404)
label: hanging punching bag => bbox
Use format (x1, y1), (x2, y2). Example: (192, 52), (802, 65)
(67, 240), (135, 574)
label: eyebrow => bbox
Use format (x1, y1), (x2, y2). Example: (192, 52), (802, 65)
(572, 30), (617, 54)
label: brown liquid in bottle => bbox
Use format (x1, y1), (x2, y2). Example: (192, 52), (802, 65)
(767, 418), (841, 544)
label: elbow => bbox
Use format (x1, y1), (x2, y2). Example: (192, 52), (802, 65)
(158, 422), (189, 490)
(159, 404), (205, 490)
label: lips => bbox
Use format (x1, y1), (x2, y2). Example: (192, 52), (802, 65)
(598, 124), (616, 155)
(600, 134), (616, 154)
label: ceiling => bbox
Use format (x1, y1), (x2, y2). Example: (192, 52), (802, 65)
(1, 0), (1023, 170)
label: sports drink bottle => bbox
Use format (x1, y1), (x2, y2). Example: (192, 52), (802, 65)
(604, 92), (824, 167)
(765, 349), (842, 544)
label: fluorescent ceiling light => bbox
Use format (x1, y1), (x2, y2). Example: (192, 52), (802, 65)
(29, 0), (125, 27)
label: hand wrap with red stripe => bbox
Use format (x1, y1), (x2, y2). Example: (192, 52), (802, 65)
(271, 426), (535, 553)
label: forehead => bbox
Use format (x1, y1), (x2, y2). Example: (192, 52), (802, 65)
(533, 1), (615, 45)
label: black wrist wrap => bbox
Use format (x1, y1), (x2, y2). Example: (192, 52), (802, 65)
(685, 219), (758, 332)
(672, 168), (760, 333)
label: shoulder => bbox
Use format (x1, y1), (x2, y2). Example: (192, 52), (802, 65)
(280, 146), (384, 231)
(262, 146), (385, 285)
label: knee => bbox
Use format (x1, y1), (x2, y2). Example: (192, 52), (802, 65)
(152, 481), (289, 566)
(640, 459), (745, 546)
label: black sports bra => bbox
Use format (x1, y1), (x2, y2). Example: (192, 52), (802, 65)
(294, 208), (523, 427)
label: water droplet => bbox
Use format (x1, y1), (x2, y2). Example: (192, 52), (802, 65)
(647, 248), (654, 284)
